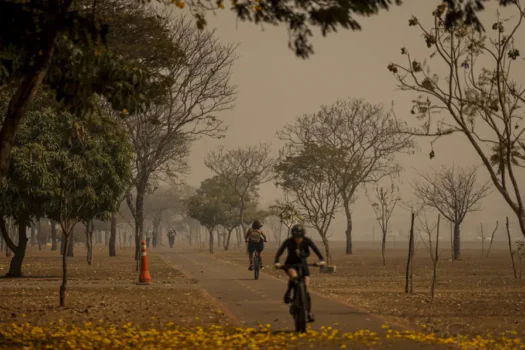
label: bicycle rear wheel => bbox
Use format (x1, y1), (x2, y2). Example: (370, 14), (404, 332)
(293, 282), (308, 333)
(254, 252), (260, 280)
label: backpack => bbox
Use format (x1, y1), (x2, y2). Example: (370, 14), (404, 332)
(247, 228), (262, 242)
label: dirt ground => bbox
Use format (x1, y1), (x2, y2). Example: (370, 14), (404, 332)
(0, 246), (232, 329)
(213, 242), (525, 339)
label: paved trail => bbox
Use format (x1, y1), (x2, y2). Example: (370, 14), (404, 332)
(160, 250), (451, 349)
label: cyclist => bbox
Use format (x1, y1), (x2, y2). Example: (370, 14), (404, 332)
(245, 220), (267, 270)
(274, 224), (325, 323)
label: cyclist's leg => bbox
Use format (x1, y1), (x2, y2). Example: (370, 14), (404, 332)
(304, 272), (314, 322)
(248, 243), (255, 270)
(283, 267), (297, 303)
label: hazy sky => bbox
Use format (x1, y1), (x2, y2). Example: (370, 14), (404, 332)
(176, 0), (525, 240)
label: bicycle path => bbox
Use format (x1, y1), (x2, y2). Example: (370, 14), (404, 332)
(160, 250), (452, 349)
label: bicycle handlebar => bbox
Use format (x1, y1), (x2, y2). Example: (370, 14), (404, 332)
(276, 262), (323, 270)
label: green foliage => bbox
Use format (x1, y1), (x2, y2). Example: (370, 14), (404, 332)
(274, 146), (341, 229)
(187, 176), (259, 230)
(187, 177), (229, 231)
(0, 0), (155, 116)
(0, 97), (63, 224)
(0, 89), (132, 226)
(229, 0), (402, 58)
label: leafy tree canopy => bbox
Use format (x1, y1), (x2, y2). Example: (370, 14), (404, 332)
(187, 175), (259, 230)
(37, 99), (134, 226)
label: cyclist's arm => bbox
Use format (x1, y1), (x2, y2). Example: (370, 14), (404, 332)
(244, 229), (251, 241)
(274, 241), (287, 263)
(260, 231), (268, 241)
(308, 239), (325, 261)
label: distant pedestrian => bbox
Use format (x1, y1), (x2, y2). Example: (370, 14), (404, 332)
(152, 232), (157, 248)
(168, 229), (176, 248)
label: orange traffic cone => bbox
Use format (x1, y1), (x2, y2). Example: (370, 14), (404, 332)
(138, 240), (152, 285)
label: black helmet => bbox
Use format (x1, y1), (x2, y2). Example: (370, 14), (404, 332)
(291, 224), (305, 238)
(252, 220), (263, 229)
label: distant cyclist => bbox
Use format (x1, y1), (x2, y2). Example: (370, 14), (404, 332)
(245, 220), (267, 270)
(274, 224), (325, 322)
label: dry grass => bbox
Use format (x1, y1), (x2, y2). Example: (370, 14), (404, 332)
(0, 246), (231, 328)
(213, 242), (525, 339)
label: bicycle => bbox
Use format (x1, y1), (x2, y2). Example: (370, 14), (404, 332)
(277, 262), (320, 333)
(253, 250), (261, 280)
(246, 240), (267, 280)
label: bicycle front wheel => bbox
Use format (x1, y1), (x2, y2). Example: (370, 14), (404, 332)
(254, 253), (260, 280)
(294, 283), (308, 333)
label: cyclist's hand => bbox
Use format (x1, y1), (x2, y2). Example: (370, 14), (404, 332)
(318, 261), (326, 267)
(274, 262), (281, 269)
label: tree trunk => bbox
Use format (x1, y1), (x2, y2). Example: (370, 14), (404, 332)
(133, 179), (147, 271)
(381, 230), (387, 266)
(37, 220), (42, 250)
(4, 221), (28, 277)
(405, 212), (415, 294)
(67, 231), (74, 257)
(486, 221), (499, 258)
(343, 199), (353, 255)
(453, 222), (461, 260)
(110, 215), (117, 257)
(60, 233), (70, 307)
(86, 222), (93, 265)
(224, 228), (234, 250)
(235, 226), (241, 248)
(209, 229), (214, 254)
(319, 232), (332, 265)
(431, 214), (441, 302)
(30, 224), (36, 247)
(518, 210), (525, 241)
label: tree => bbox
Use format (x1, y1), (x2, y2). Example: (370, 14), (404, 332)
(44, 111), (132, 306)
(387, 2), (525, 239)
(417, 211), (441, 301)
(412, 165), (490, 260)
(265, 209), (284, 245)
(275, 146), (341, 264)
(187, 177), (231, 253)
(143, 183), (192, 248)
(278, 98), (412, 255)
(0, 96), (64, 277)
(269, 198), (304, 239)
(368, 184), (401, 265)
(205, 144), (274, 234)
(124, 15), (236, 268)
(0, 0), (156, 183)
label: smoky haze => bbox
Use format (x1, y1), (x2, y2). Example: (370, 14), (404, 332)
(177, 0), (525, 242)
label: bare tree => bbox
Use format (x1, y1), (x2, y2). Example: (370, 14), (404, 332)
(124, 16), (237, 268)
(418, 211), (441, 301)
(265, 212), (283, 245)
(405, 211), (416, 294)
(368, 183), (401, 265)
(412, 165), (490, 260)
(275, 146), (341, 265)
(269, 196), (304, 240)
(486, 221), (499, 257)
(506, 217), (518, 279)
(278, 98), (412, 255)
(388, 3), (525, 239)
(205, 144), (274, 233)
